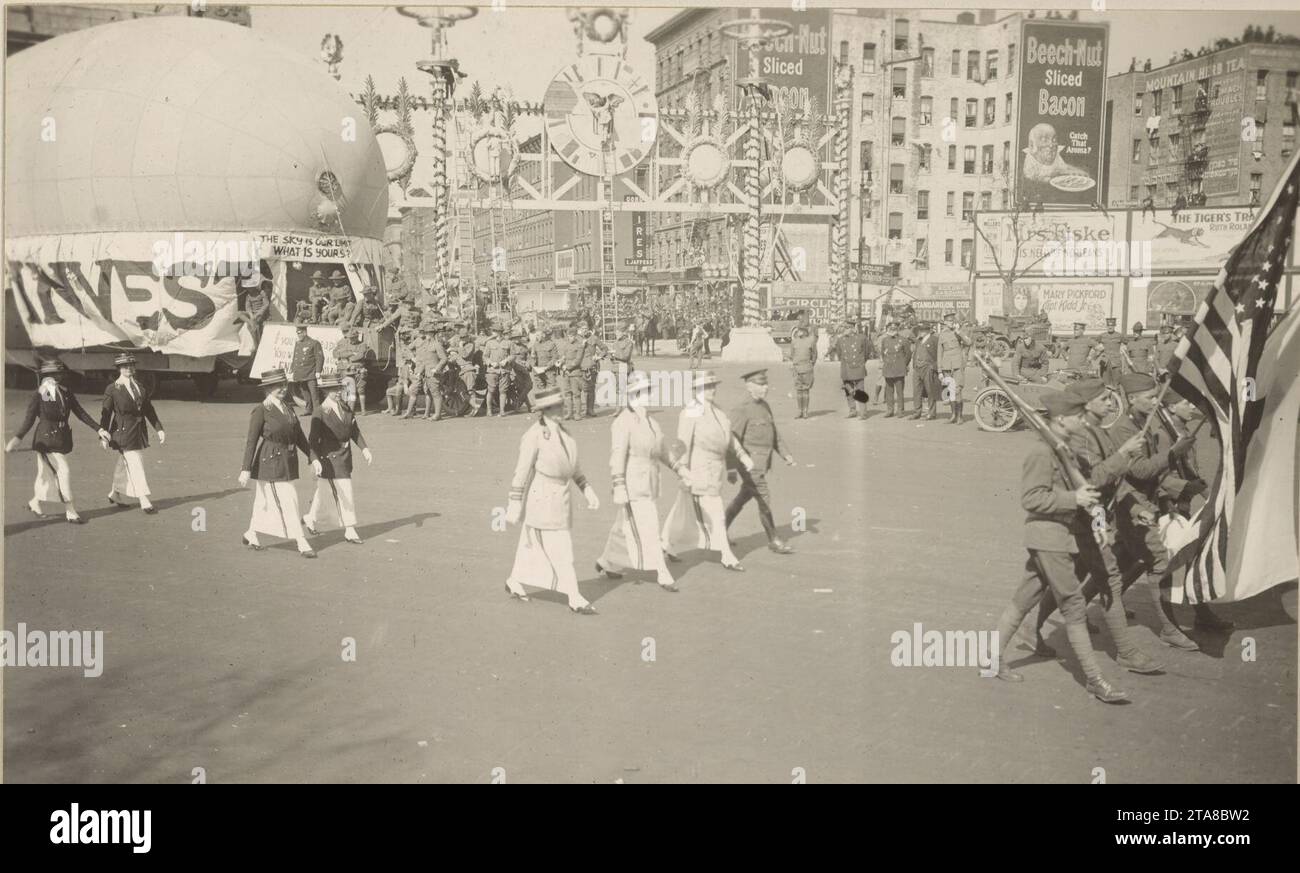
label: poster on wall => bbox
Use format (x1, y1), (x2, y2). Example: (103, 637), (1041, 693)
(1016, 19), (1108, 206)
(733, 7), (832, 109)
(1131, 207), (1256, 270)
(1144, 276), (1217, 324)
(975, 277), (1122, 332)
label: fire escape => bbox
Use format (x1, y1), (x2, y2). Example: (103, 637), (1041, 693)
(1176, 86), (1211, 208)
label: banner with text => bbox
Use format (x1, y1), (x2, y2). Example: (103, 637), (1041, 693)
(975, 277), (1122, 332)
(734, 7), (832, 110)
(248, 322), (344, 379)
(974, 210), (1122, 275)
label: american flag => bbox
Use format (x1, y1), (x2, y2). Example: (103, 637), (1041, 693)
(1166, 152), (1300, 603)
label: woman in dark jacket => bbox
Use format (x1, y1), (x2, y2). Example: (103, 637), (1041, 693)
(5, 360), (109, 522)
(238, 367), (321, 557)
(302, 374), (372, 545)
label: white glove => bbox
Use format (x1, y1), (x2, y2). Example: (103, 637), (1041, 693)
(238, 471), (250, 488)
(4, 436), (19, 453)
(505, 499), (523, 525)
(97, 428), (111, 443)
(311, 459), (323, 476)
(583, 485), (600, 511)
(156, 430), (166, 445)
(362, 447), (373, 465)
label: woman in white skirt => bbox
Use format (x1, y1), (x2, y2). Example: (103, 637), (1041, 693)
(661, 370), (753, 572)
(238, 367), (321, 558)
(595, 370), (691, 591)
(303, 374), (372, 545)
(5, 359), (111, 523)
(100, 352), (166, 513)
(504, 385), (602, 614)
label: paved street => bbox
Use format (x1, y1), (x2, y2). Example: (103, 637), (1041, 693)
(4, 355), (1295, 783)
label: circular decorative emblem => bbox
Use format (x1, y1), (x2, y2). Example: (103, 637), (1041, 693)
(373, 122), (417, 184)
(469, 128), (517, 185)
(544, 54), (658, 177)
(778, 143), (819, 192)
(682, 136), (730, 190)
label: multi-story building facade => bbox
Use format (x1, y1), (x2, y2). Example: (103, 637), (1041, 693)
(5, 4), (250, 54)
(1105, 42), (1300, 210)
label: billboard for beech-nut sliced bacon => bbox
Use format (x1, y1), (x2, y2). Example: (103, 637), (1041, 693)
(1016, 19), (1108, 207)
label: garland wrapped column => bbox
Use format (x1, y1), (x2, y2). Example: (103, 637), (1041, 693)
(742, 91), (762, 328)
(832, 62), (852, 318)
(430, 92), (450, 314)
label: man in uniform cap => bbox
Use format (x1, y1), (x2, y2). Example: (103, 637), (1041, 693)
(1154, 322), (1179, 376)
(1012, 334), (1050, 382)
(834, 316), (872, 419)
(578, 321), (608, 418)
(877, 321), (912, 418)
(306, 270), (329, 323)
(530, 324), (561, 390)
(907, 321), (940, 420)
(986, 389), (1130, 701)
(558, 323), (587, 420)
(725, 369), (797, 554)
(509, 329), (533, 412)
(416, 322), (449, 420)
(289, 321), (325, 415)
(332, 326), (370, 413)
(1092, 317), (1126, 386)
(789, 324), (818, 419)
(1061, 322), (1094, 374)
(1124, 321), (1155, 375)
(937, 312), (970, 424)
(483, 323), (515, 418)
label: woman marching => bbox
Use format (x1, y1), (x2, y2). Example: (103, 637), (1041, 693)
(661, 370), (753, 572)
(595, 371), (691, 592)
(503, 386), (602, 614)
(100, 353), (166, 513)
(302, 374), (373, 545)
(5, 360), (111, 523)
(238, 368), (321, 558)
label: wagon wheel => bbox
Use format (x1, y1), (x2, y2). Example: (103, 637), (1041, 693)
(1100, 386), (1126, 429)
(974, 387), (1019, 432)
(989, 336), (1012, 358)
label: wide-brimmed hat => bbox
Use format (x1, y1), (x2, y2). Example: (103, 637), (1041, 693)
(329, 270), (347, 282)
(741, 368), (769, 384)
(38, 360), (67, 375)
(114, 353), (137, 367)
(317, 373), (344, 390)
(625, 370), (653, 396)
(259, 367), (288, 387)
(310, 270), (325, 281)
(529, 386), (564, 410)
(693, 370), (721, 388)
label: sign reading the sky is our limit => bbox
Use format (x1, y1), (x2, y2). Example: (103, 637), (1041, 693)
(1016, 19), (1108, 208)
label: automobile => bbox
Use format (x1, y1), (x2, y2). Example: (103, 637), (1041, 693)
(764, 308), (810, 344)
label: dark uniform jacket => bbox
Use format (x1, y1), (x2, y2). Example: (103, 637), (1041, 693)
(100, 379), (163, 452)
(1013, 341), (1050, 378)
(835, 331), (871, 381)
(729, 398), (786, 472)
(1095, 331), (1125, 367)
(242, 400), (316, 482)
(1126, 336), (1155, 373)
(609, 336), (634, 363)
(1062, 335), (1094, 370)
(913, 332), (939, 371)
(560, 337), (586, 372)
(1108, 411), (1192, 513)
(290, 336), (325, 381)
(16, 384), (99, 454)
(1021, 441), (1086, 553)
(531, 338), (560, 372)
(309, 402), (368, 480)
(878, 334), (913, 379)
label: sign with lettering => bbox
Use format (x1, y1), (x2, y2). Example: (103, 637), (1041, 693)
(974, 210), (1121, 275)
(733, 8), (832, 110)
(248, 322), (343, 379)
(1131, 207), (1257, 270)
(974, 277), (1122, 332)
(1016, 20), (1108, 206)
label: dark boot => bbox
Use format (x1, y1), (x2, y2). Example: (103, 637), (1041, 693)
(953, 401), (964, 424)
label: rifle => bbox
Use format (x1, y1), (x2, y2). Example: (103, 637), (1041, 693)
(971, 351), (1106, 547)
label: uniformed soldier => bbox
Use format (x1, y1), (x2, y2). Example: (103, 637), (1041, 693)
(687, 320), (709, 369)
(451, 324), (483, 415)
(937, 312), (970, 424)
(530, 325), (561, 389)
(1123, 321), (1155, 375)
(483, 323), (515, 418)
(322, 270), (353, 324)
(608, 324), (635, 406)
(235, 273), (272, 344)
(1061, 322), (1094, 375)
(1012, 334), (1051, 381)
(509, 329), (533, 412)
(417, 323), (448, 420)
(834, 316), (872, 419)
(1154, 322), (1179, 376)
(1093, 317), (1126, 386)
(288, 321), (325, 415)
(986, 389), (1129, 702)
(350, 286), (385, 328)
(877, 321), (912, 418)
(579, 323), (607, 418)
(907, 322), (940, 420)
(725, 369), (797, 555)
(789, 325), (818, 419)
(559, 324), (587, 421)
(306, 270), (329, 322)
(332, 326), (369, 413)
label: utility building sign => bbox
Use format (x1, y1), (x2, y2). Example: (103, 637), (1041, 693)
(1016, 20), (1108, 206)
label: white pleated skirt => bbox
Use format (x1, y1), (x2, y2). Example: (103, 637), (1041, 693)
(248, 480), (305, 540)
(661, 487), (738, 563)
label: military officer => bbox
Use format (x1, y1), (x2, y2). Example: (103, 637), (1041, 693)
(1012, 334), (1051, 381)
(530, 325), (561, 389)
(1093, 317), (1126, 386)
(1061, 322), (1094, 375)
(483, 323), (515, 418)
(332, 326), (369, 413)
(558, 323), (587, 421)
(1155, 322), (1179, 376)
(1124, 321), (1156, 375)
(789, 325), (817, 419)
(908, 322), (940, 420)
(937, 312), (970, 424)
(834, 316), (872, 419)
(878, 321), (912, 418)
(579, 323), (607, 418)
(725, 369), (796, 555)
(288, 321), (325, 415)
(416, 323), (448, 420)
(450, 324), (483, 415)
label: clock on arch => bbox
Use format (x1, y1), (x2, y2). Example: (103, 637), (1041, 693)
(543, 54), (658, 176)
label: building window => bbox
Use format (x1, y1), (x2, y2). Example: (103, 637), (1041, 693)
(1129, 185), (1139, 201)
(920, 96), (933, 125)
(951, 50), (961, 76)
(1165, 182), (1178, 201)
(1257, 70), (1269, 101)
(1135, 92), (1144, 115)
(1284, 120), (1296, 139)
(891, 117), (906, 145)
(888, 211), (904, 239)
(1172, 84), (1183, 113)
(1152, 89), (1162, 115)
(839, 40), (849, 66)
(918, 144), (932, 172)
(960, 238), (974, 268)
(1148, 143), (1158, 166)
(861, 93), (874, 123)
(889, 163), (905, 193)
(947, 145), (956, 170)
(914, 238), (929, 269)
(946, 191), (955, 217)
(963, 146), (976, 174)
(979, 191), (992, 211)
(1002, 141), (1010, 175)
(1005, 92), (1013, 122)
(892, 67), (907, 98)
(862, 42), (876, 74)
(965, 99), (978, 127)
(944, 238), (954, 265)
(1133, 139), (1142, 161)
(1146, 183), (1157, 202)
(981, 144), (994, 174)
(967, 50), (981, 80)
(917, 190), (930, 220)
(984, 97), (996, 126)
(1007, 43), (1015, 76)
(1287, 71), (1298, 93)
(950, 97), (959, 125)
(987, 50), (999, 80)
(1169, 132), (1181, 154)
(894, 19), (909, 51)
(860, 141), (874, 177)
(962, 191), (974, 221)
(921, 48), (934, 77)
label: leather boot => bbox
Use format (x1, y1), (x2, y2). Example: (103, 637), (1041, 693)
(953, 401), (964, 424)
(401, 394), (417, 418)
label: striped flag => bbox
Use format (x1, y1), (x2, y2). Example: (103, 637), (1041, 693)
(1166, 152), (1300, 604)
